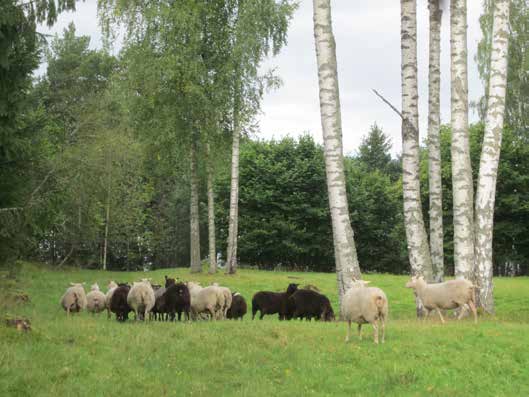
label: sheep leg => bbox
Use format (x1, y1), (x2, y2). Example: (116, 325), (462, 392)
(358, 324), (362, 340)
(436, 308), (446, 323)
(468, 300), (478, 324)
(380, 317), (385, 344)
(345, 320), (351, 343)
(372, 322), (379, 344)
(456, 305), (468, 320)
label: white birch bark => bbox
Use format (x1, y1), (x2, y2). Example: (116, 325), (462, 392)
(400, 0), (434, 285)
(206, 142), (217, 274)
(450, 0), (475, 280)
(475, 0), (510, 313)
(313, 0), (361, 307)
(189, 138), (202, 273)
(428, 0), (444, 282)
(102, 152), (112, 271)
(225, 98), (240, 275)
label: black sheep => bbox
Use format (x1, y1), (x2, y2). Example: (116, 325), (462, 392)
(164, 282), (190, 321)
(251, 283), (298, 320)
(227, 293), (247, 320)
(110, 283), (131, 322)
(287, 289), (335, 321)
(165, 276), (177, 288)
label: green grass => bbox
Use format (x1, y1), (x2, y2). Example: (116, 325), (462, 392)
(1, 263), (529, 396)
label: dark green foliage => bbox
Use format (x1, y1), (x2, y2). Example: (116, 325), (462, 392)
(214, 134), (407, 273)
(357, 123), (401, 180)
(421, 124), (529, 276)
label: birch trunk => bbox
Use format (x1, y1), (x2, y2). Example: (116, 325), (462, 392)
(102, 152), (112, 271)
(225, 94), (241, 275)
(206, 142), (217, 274)
(475, 0), (510, 313)
(450, 0), (475, 280)
(189, 138), (202, 273)
(400, 0), (434, 286)
(428, 0), (444, 282)
(313, 0), (361, 307)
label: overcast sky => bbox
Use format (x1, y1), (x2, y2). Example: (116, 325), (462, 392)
(39, 0), (485, 156)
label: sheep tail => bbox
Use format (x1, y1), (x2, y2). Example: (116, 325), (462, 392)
(374, 295), (385, 311)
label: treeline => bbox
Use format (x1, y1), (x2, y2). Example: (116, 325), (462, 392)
(1, 1), (528, 276)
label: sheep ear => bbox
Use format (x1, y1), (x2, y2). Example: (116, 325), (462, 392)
(363, 280), (371, 284)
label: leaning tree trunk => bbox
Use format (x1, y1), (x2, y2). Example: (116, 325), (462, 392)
(475, 0), (510, 313)
(206, 142), (217, 274)
(189, 137), (202, 273)
(313, 0), (361, 307)
(451, 0), (475, 280)
(428, 0), (444, 282)
(225, 94), (241, 275)
(400, 0), (434, 283)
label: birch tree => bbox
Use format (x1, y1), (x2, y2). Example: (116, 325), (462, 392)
(400, 0), (434, 285)
(313, 0), (361, 304)
(189, 136), (201, 273)
(224, 1), (296, 274)
(206, 142), (217, 274)
(475, 0), (510, 313)
(428, 0), (444, 282)
(450, 0), (475, 280)
(225, 92), (240, 274)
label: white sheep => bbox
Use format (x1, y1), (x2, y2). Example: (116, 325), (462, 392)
(105, 281), (118, 319)
(212, 283), (232, 319)
(60, 283), (87, 315)
(405, 276), (477, 323)
(187, 282), (223, 320)
(127, 280), (155, 321)
(86, 283), (107, 314)
(341, 280), (388, 344)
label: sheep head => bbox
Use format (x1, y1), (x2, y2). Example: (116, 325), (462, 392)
(405, 275), (425, 289)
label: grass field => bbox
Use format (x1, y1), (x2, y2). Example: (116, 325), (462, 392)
(1, 262), (529, 396)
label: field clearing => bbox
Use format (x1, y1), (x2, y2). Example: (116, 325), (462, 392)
(1, 263), (529, 396)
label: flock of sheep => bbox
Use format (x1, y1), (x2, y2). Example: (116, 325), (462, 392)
(60, 275), (478, 344)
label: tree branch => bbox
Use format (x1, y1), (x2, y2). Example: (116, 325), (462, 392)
(372, 89), (419, 137)
(372, 89), (404, 119)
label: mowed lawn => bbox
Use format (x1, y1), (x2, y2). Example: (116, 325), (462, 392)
(1, 263), (529, 396)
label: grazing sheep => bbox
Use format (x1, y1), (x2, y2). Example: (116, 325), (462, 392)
(226, 292), (247, 320)
(164, 282), (191, 321)
(110, 283), (131, 322)
(187, 282), (223, 320)
(127, 280), (155, 321)
(105, 281), (118, 319)
(287, 289), (334, 321)
(212, 283), (232, 319)
(164, 276), (178, 288)
(151, 286), (167, 321)
(341, 280), (388, 344)
(251, 283), (299, 320)
(60, 283), (87, 315)
(405, 276), (477, 324)
(86, 283), (107, 314)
